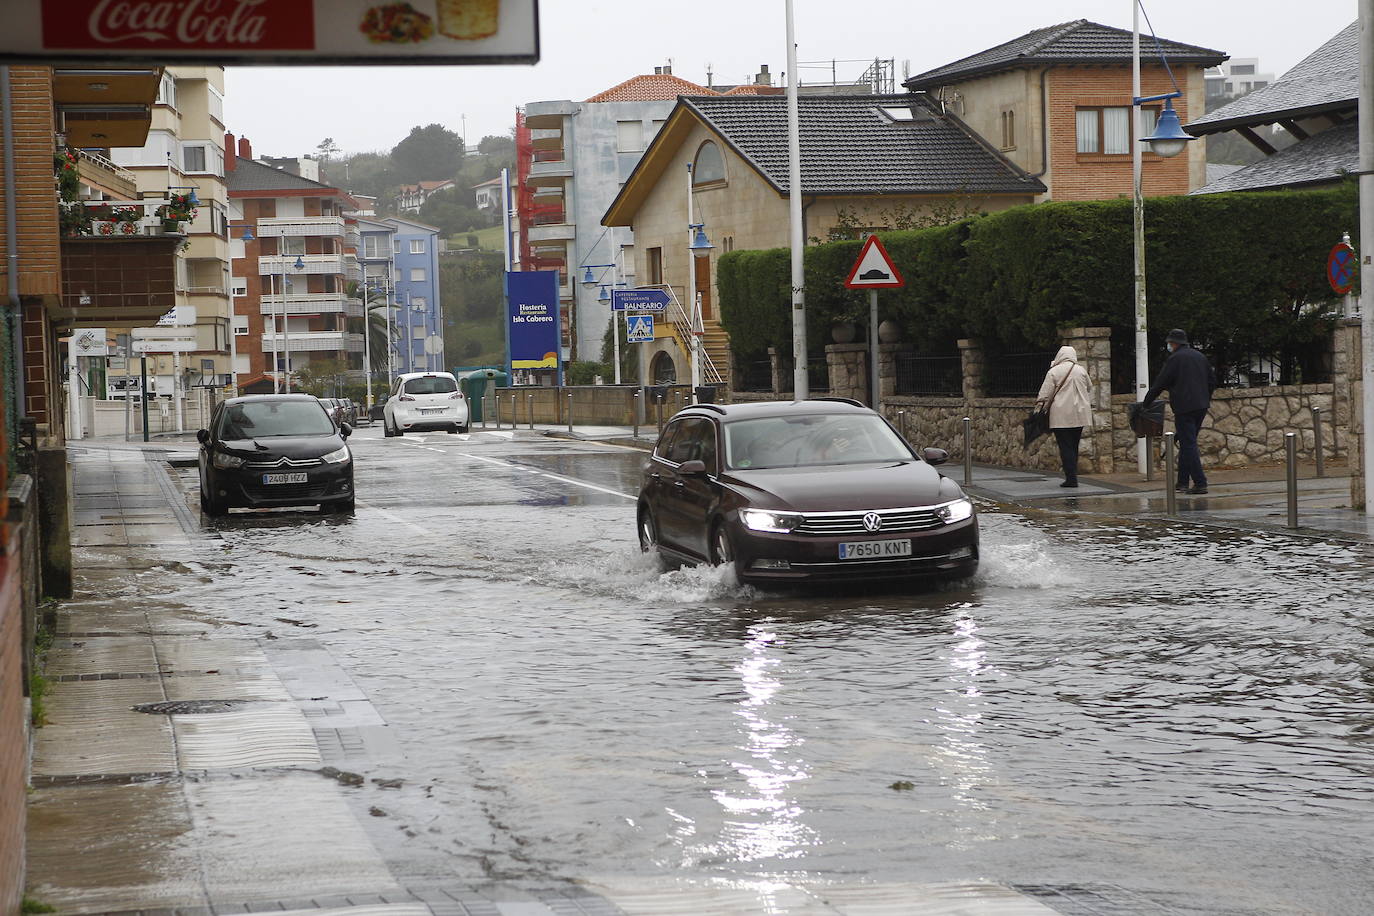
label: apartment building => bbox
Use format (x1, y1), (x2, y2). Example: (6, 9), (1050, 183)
(226, 137), (364, 392)
(109, 65), (233, 395)
(385, 216), (444, 373)
(355, 215), (398, 385)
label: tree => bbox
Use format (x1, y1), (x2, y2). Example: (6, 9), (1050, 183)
(419, 188), (483, 237)
(391, 124), (465, 183)
(478, 134), (515, 158)
(316, 137), (341, 161)
(294, 357), (350, 397)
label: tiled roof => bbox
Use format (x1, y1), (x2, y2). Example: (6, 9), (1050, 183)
(905, 19), (1226, 89)
(1187, 21), (1357, 134)
(684, 94), (1045, 196)
(586, 73), (717, 103)
(472, 176), (503, 188)
(226, 157), (337, 194)
(1192, 122), (1356, 194)
(721, 85), (785, 96)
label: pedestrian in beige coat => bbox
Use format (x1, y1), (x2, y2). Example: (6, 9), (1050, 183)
(1036, 345), (1093, 488)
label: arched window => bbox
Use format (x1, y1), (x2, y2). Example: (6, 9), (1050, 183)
(692, 141), (726, 187)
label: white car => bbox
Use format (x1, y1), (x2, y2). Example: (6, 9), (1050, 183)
(383, 372), (470, 436)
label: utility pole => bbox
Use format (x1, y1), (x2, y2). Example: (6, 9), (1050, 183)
(1360, 0), (1374, 514)
(785, 0), (807, 399)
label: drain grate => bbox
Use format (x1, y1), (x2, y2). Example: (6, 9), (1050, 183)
(132, 699), (259, 715)
(1013, 884), (1181, 915)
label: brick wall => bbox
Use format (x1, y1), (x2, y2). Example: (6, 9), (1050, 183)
(1046, 66), (1194, 201)
(0, 550), (25, 916)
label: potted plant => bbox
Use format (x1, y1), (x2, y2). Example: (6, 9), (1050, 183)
(155, 192), (197, 233)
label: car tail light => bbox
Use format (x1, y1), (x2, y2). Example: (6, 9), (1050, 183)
(399, 394), (416, 402)
(450, 392), (464, 400)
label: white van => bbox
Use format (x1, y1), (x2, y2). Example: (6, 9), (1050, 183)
(383, 371), (469, 436)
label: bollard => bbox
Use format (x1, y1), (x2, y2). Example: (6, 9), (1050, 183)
(632, 390), (640, 438)
(1145, 437), (1155, 481)
(1286, 432), (1299, 529)
(898, 410), (906, 442)
(494, 392), (502, 429)
(962, 416), (972, 487)
(528, 393), (534, 430)
(1163, 432), (1177, 516)
(481, 394), (488, 429)
(567, 390), (574, 434)
(1313, 406), (1326, 478)
(656, 394), (665, 435)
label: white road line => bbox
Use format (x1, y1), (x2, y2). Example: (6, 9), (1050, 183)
(355, 501), (430, 535)
(457, 451), (636, 501)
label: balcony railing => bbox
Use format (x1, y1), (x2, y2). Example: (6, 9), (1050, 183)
(258, 253), (344, 276)
(74, 148), (137, 198)
(261, 331), (365, 353)
(67, 200), (187, 238)
(259, 292), (354, 316)
(255, 216), (346, 238)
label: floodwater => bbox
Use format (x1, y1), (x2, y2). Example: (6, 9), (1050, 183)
(171, 431), (1374, 914)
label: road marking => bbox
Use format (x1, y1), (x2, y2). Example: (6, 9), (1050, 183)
(391, 438), (444, 455)
(457, 451), (636, 501)
(355, 500), (430, 535)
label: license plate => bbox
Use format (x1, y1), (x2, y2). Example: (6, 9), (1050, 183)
(419, 408), (446, 415)
(262, 472), (308, 485)
(838, 539), (912, 559)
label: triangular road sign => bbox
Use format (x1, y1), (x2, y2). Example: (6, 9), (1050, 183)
(844, 234), (905, 289)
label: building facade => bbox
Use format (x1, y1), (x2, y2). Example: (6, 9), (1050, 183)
(395, 179), (455, 214)
(355, 216), (398, 386)
(226, 139), (363, 392)
(385, 216), (444, 373)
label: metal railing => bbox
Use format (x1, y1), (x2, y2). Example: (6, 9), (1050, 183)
(778, 358), (830, 394)
(895, 354), (962, 397)
(987, 352), (1056, 397)
(735, 359), (773, 393)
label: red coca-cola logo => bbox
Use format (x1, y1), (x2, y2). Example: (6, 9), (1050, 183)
(43, 0), (316, 50)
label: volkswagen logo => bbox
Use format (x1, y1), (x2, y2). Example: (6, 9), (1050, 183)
(863, 512), (883, 532)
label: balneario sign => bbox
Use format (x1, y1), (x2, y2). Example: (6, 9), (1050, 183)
(0, 0), (539, 65)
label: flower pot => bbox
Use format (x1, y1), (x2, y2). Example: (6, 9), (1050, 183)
(831, 322), (857, 344)
(162, 219), (181, 233)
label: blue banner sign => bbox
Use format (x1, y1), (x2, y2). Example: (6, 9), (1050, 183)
(505, 271), (560, 369)
(611, 288), (670, 312)
(626, 314), (655, 342)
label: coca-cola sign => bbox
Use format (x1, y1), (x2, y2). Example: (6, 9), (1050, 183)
(2, 0), (538, 64)
(45, 0), (315, 51)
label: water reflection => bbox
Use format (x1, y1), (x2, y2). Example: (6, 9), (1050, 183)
(711, 625), (816, 865)
(935, 614), (997, 848)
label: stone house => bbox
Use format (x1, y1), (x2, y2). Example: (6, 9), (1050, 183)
(601, 93), (1045, 387)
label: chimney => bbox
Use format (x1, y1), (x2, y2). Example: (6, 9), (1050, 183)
(756, 64), (771, 86)
(663, 63), (672, 75)
(653, 66), (661, 75)
(224, 131), (236, 171)
(238, 136), (252, 161)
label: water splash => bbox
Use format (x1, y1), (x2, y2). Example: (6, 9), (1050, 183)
(537, 548), (759, 604)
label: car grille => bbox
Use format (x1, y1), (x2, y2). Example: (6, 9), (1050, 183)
(244, 483), (329, 502)
(794, 506), (945, 536)
(244, 456), (324, 469)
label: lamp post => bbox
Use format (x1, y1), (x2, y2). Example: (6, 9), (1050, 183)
(1131, 0), (1195, 474)
(785, 0), (806, 398)
(233, 223), (279, 392)
(684, 162), (714, 394)
(282, 253), (305, 392)
(1360, 0), (1374, 515)
(581, 261), (621, 384)
(361, 265), (373, 409)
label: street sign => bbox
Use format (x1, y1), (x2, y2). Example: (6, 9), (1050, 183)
(844, 234), (905, 289)
(0, 0), (540, 67)
(70, 327), (108, 357)
(1328, 242), (1357, 295)
(157, 305), (198, 327)
(611, 288), (670, 312)
(132, 326), (197, 354)
(626, 314), (655, 343)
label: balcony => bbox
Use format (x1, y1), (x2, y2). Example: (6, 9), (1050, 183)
(344, 255), (362, 284)
(258, 253), (344, 276)
(527, 222), (576, 243)
(74, 148), (138, 199)
(524, 101), (576, 129)
(70, 199), (188, 239)
(58, 236), (180, 324)
(255, 216), (346, 238)
(529, 156), (574, 185)
(261, 331), (365, 353)
(345, 226), (362, 250)
(259, 293), (354, 316)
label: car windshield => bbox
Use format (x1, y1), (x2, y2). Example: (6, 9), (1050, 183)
(219, 401), (335, 439)
(404, 376), (457, 395)
(723, 414), (914, 469)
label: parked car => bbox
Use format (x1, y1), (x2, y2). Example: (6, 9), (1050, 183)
(636, 399), (978, 586)
(335, 399), (357, 427)
(197, 394), (354, 515)
(316, 397), (341, 426)
(383, 371), (469, 436)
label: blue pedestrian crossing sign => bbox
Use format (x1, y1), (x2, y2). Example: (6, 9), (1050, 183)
(626, 314), (655, 342)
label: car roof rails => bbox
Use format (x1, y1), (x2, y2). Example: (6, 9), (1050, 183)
(807, 396), (866, 408)
(685, 402), (728, 414)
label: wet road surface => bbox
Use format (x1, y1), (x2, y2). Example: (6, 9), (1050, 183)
(167, 427), (1374, 914)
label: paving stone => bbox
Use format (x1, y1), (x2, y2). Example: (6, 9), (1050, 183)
(32, 679), (178, 777)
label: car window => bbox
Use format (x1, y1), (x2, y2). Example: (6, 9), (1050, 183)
(655, 419), (685, 461)
(723, 414), (914, 469)
(404, 376), (457, 395)
(665, 418), (714, 467)
(218, 400), (336, 439)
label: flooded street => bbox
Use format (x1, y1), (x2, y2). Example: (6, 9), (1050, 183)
(163, 428), (1374, 914)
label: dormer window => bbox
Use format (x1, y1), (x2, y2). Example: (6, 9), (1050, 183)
(879, 106), (915, 122)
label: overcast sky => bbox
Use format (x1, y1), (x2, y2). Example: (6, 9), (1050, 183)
(222, 0), (1356, 160)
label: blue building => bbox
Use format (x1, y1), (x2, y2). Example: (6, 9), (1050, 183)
(384, 216), (444, 373)
(354, 215), (397, 389)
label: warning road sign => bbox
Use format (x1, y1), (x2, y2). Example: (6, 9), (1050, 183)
(844, 234), (905, 289)
(626, 314), (655, 342)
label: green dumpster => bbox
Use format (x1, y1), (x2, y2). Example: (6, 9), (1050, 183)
(459, 368), (508, 422)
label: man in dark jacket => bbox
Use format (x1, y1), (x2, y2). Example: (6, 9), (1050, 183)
(1141, 329), (1216, 495)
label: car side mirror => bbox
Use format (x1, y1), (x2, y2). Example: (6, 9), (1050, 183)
(678, 459), (707, 476)
(339, 422), (352, 439)
(196, 429), (210, 445)
(922, 447), (949, 466)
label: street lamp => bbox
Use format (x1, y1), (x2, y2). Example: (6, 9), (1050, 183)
(1131, 0), (1196, 475)
(579, 260), (622, 383)
(684, 161), (714, 395)
(282, 254), (305, 392)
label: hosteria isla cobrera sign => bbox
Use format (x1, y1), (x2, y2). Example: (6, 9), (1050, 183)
(0, 0), (539, 65)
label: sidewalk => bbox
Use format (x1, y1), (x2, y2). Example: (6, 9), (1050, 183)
(532, 421), (1374, 543)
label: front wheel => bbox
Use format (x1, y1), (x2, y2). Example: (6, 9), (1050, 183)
(709, 522), (734, 566)
(638, 506), (659, 553)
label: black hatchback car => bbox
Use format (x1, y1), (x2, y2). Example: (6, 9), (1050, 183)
(637, 399), (978, 586)
(197, 394), (355, 515)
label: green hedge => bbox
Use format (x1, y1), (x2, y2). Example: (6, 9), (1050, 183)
(717, 184), (1356, 379)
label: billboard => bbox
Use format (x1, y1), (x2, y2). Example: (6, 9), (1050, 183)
(0, 0), (539, 66)
(505, 270), (559, 370)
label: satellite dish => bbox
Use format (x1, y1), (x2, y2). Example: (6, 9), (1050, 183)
(423, 334), (443, 355)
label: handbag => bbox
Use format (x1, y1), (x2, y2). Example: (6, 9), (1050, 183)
(1022, 365), (1072, 449)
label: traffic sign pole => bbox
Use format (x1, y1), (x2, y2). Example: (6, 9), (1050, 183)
(844, 235), (905, 410)
(869, 289), (879, 408)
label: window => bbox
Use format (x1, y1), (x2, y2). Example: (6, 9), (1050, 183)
(692, 141), (726, 185)
(1231, 64), (1256, 75)
(409, 267), (425, 282)
(410, 297), (427, 309)
(879, 106), (915, 121)
(1076, 106), (1156, 156)
(646, 247), (663, 285)
(364, 236), (389, 258)
(999, 108), (1016, 150)
(413, 324), (426, 339)
(231, 277), (247, 298)
(393, 238), (401, 254)
(183, 145), (206, 172)
(403, 375), (457, 394)
(617, 120), (644, 152)
(156, 74), (177, 109)
(409, 238), (425, 254)
(257, 199), (276, 218)
(280, 237), (305, 256)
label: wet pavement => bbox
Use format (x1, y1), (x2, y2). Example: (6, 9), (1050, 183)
(26, 430), (1374, 915)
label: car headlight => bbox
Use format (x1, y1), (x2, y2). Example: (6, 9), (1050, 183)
(321, 446), (351, 464)
(936, 498), (975, 524)
(212, 451), (244, 469)
(739, 509), (804, 533)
